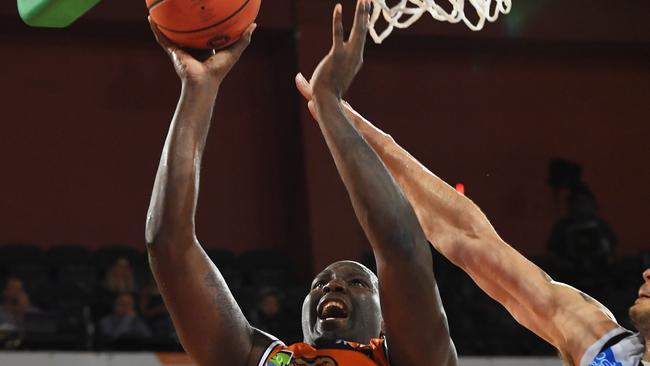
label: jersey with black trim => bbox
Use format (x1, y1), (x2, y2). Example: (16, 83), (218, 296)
(258, 338), (389, 366)
(580, 327), (645, 366)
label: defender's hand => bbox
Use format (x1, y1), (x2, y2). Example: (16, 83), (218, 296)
(309, 0), (371, 99)
(296, 72), (391, 142)
(149, 18), (256, 88)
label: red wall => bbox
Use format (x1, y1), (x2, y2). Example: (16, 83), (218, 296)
(0, 0), (649, 276)
(295, 1), (650, 270)
(0, 20), (311, 271)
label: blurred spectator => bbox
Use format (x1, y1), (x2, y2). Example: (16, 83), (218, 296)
(139, 275), (175, 339)
(93, 257), (138, 320)
(548, 185), (616, 285)
(102, 257), (136, 294)
(248, 288), (295, 342)
(0, 277), (40, 332)
(98, 292), (151, 342)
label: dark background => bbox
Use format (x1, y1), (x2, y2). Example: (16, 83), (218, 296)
(0, 0), (649, 353)
(1, 0), (649, 275)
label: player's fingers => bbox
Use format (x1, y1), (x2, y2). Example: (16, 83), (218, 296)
(219, 23), (256, 62)
(350, 0), (370, 51)
(332, 4), (344, 49)
(295, 73), (313, 101)
(230, 23), (257, 56)
(206, 23), (255, 68)
(149, 18), (194, 62)
(148, 17), (175, 55)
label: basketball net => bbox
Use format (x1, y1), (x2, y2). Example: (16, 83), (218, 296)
(369, 0), (512, 43)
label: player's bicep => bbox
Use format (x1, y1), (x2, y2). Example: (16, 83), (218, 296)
(148, 240), (255, 366)
(542, 282), (620, 363)
(457, 238), (567, 343)
(246, 328), (284, 366)
(455, 236), (617, 355)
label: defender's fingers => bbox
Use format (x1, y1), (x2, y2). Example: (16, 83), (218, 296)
(350, 0), (371, 50)
(332, 4), (344, 48)
(295, 73), (313, 101)
(307, 100), (318, 121)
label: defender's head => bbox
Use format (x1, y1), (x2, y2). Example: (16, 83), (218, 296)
(629, 268), (650, 335)
(301, 261), (382, 345)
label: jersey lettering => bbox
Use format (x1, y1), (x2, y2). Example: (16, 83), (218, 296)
(590, 349), (623, 366)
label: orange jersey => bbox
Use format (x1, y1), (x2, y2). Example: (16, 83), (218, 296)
(258, 339), (389, 366)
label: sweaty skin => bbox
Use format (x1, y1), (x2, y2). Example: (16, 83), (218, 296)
(299, 2), (457, 366)
(296, 73), (648, 366)
(145, 3), (456, 366)
(145, 20), (274, 366)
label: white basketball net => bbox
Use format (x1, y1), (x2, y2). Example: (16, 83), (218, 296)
(369, 0), (512, 43)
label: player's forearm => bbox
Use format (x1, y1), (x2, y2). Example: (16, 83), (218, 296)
(346, 114), (497, 261)
(145, 82), (219, 250)
(312, 93), (423, 257)
(310, 83), (456, 365)
(350, 115), (559, 327)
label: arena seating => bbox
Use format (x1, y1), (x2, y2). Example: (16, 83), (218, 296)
(0, 243), (646, 353)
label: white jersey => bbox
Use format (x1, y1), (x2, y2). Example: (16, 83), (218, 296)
(580, 327), (645, 366)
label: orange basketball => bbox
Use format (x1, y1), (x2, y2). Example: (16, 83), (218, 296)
(147, 0), (261, 50)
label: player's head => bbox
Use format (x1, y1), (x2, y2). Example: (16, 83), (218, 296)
(629, 268), (650, 335)
(301, 260), (382, 345)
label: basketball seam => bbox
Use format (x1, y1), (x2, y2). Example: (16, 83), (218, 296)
(147, 0), (165, 11)
(154, 0), (252, 34)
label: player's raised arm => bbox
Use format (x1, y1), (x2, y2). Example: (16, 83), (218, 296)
(296, 77), (619, 365)
(145, 21), (272, 366)
(342, 104), (623, 364)
(298, 2), (457, 366)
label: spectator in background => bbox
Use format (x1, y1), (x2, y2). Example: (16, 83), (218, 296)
(94, 257), (138, 319)
(0, 277), (40, 332)
(139, 274), (175, 339)
(98, 292), (151, 344)
(248, 287), (295, 342)
(547, 185), (617, 286)
(102, 257), (136, 294)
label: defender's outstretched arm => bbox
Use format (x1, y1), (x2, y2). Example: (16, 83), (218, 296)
(145, 22), (272, 366)
(300, 3), (457, 366)
(296, 79), (618, 366)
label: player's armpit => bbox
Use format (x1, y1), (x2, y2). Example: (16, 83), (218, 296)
(148, 240), (261, 366)
(544, 280), (621, 364)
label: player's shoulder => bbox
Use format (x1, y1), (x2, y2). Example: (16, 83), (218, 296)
(580, 327), (645, 366)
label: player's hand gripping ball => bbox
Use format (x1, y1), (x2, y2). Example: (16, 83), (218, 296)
(146, 0), (261, 49)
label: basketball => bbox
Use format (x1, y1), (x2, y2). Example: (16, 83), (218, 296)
(146, 0), (261, 50)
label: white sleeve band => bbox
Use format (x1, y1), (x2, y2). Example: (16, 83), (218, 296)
(579, 327), (630, 366)
(256, 339), (285, 366)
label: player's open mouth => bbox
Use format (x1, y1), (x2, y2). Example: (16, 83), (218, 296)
(317, 298), (349, 320)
